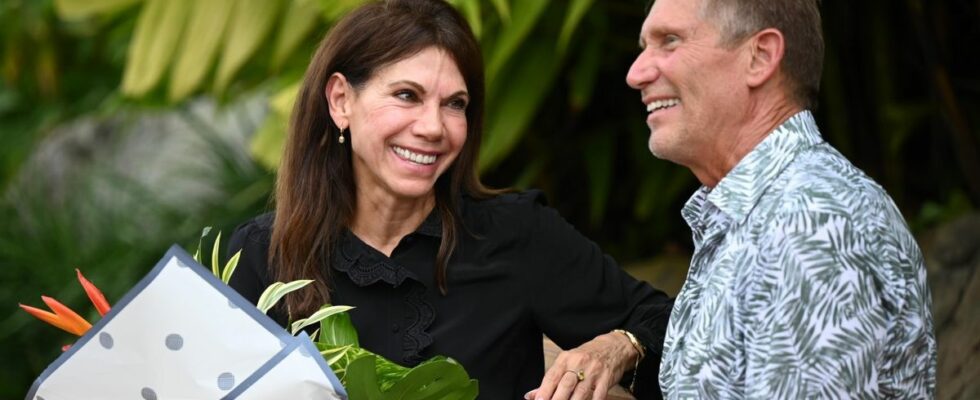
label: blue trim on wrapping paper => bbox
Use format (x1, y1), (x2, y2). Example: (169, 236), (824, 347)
(25, 244), (296, 400)
(221, 335), (301, 399)
(222, 332), (347, 400)
(298, 332), (348, 399)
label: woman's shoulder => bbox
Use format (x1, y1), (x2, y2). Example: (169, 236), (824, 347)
(465, 189), (547, 212)
(230, 212), (274, 246)
(462, 189), (560, 229)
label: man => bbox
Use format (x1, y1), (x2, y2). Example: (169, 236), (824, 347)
(626, 0), (936, 398)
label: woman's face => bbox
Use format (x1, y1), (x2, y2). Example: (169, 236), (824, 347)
(333, 47), (470, 202)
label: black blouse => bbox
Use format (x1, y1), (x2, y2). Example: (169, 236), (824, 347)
(227, 191), (672, 399)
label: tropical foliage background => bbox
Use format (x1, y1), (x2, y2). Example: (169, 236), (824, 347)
(1, 0), (977, 397)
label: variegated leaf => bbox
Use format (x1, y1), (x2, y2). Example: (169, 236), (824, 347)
(256, 279), (313, 314)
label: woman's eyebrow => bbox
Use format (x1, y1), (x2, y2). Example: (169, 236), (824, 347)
(388, 80), (427, 94)
(389, 80), (468, 99)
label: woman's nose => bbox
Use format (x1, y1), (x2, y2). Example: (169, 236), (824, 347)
(412, 103), (444, 140)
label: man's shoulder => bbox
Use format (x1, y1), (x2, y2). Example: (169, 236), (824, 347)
(765, 144), (897, 222)
(748, 143), (923, 269)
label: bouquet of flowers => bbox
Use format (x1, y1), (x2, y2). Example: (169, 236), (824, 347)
(19, 230), (477, 400)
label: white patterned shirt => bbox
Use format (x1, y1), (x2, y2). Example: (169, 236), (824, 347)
(659, 111), (936, 399)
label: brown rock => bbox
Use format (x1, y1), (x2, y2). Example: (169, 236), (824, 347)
(924, 213), (980, 400)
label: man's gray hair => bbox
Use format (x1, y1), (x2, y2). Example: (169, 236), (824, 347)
(701, 0), (824, 109)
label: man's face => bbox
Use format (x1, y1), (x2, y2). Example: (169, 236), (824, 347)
(626, 0), (748, 167)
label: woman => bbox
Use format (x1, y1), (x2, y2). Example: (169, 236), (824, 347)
(228, 0), (671, 398)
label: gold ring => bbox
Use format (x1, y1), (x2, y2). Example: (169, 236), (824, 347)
(566, 369), (585, 382)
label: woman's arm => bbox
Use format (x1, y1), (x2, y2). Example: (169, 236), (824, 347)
(517, 195), (672, 399)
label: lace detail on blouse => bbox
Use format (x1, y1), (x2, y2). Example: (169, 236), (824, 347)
(402, 284), (435, 364)
(334, 232), (416, 287)
(334, 231), (435, 363)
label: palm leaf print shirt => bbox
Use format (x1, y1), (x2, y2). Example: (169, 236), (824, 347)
(659, 111), (936, 399)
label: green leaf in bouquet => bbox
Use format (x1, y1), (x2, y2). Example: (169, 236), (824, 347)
(386, 356), (477, 399)
(345, 354), (385, 400)
(220, 250), (241, 284)
(193, 226), (212, 263)
(319, 307), (359, 347)
(316, 341), (477, 399)
(210, 230), (222, 278)
(318, 343), (353, 366)
(318, 343), (374, 383)
(290, 304), (355, 334)
(255, 279), (313, 314)
(373, 354), (410, 392)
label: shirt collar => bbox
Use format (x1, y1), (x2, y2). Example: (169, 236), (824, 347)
(681, 186), (711, 231)
(702, 110), (823, 225)
(332, 198), (459, 286)
(415, 208), (443, 238)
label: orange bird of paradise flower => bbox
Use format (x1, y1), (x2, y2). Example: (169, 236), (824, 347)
(19, 269), (112, 339)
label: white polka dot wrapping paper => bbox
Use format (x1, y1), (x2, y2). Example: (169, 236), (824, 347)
(25, 245), (348, 400)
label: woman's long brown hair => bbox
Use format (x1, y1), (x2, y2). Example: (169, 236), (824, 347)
(271, 0), (497, 320)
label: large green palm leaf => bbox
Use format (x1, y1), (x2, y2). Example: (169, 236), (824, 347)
(52, 0), (598, 175)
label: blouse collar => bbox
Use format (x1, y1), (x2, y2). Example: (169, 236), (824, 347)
(333, 205), (445, 288)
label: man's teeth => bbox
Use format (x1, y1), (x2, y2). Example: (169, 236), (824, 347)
(646, 98), (680, 112)
(393, 146), (437, 165)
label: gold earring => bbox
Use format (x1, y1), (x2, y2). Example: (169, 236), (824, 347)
(338, 127), (346, 144)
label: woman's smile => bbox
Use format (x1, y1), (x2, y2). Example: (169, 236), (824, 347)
(391, 145), (438, 166)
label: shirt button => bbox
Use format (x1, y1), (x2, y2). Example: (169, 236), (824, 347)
(391, 323), (400, 333)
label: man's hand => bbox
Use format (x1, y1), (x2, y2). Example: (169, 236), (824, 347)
(525, 332), (639, 400)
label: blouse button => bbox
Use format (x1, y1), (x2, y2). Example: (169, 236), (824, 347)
(391, 323), (400, 333)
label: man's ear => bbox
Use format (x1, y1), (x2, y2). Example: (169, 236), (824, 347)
(325, 72), (352, 129)
(745, 28), (785, 89)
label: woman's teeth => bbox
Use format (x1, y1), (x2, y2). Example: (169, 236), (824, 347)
(393, 146), (437, 165)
